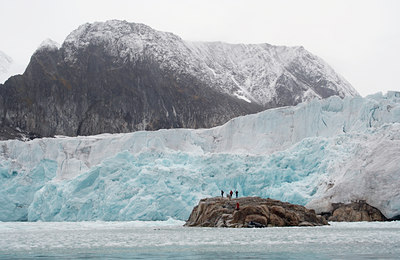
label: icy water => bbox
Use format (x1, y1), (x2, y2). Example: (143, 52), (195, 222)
(0, 220), (399, 259)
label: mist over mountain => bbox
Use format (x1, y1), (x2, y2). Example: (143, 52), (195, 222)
(0, 51), (17, 84)
(0, 20), (358, 139)
(0, 50), (12, 77)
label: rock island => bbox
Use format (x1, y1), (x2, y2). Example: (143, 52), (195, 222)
(185, 197), (328, 228)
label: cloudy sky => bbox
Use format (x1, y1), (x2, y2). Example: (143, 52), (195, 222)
(0, 0), (399, 96)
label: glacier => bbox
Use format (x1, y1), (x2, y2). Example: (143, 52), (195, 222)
(0, 92), (399, 221)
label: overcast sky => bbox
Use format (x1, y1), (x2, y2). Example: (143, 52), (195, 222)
(0, 0), (399, 96)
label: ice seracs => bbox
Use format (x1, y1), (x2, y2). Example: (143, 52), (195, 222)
(0, 92), (399, 221)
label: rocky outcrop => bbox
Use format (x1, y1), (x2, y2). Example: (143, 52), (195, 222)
(185, 197), (328, 228)
(0, 20), (358, 140)
(323, 201), (387, 222)
(0, 125), (41, 141)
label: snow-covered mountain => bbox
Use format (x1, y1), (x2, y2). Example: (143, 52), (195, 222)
(0, 50), (12, 73)
(64, 20), (358, 106)
(0, 92), (398, 221)
(0, 50), (14, 83)
(0, 20), (357, 139)
(0, 50), (25, 84)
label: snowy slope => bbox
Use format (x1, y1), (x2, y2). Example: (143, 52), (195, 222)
(62, 20), (358, 106)
(0, 50), (13, 83)
(0, 92), (399, 221)
(35, 38), (60, 53)
(0, 50), (25, 84)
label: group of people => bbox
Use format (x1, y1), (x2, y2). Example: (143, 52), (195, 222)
(220, 190), (240, 210)
(221, 190), (239, 199)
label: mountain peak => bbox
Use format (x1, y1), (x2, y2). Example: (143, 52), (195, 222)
(61, 20), (358, 105)
(62, 20), (184, 65)
(0, 50), (13, 83)
(36, 38), (60, 53)
(0, 50), (25, 84)
(0, 50), (13, 65)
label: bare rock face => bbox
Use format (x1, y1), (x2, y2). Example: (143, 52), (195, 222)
(185, 197), (328, 228)
(327, 201), (387, 222)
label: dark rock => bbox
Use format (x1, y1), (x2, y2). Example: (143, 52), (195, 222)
(0, 125), (41, 141)
(0, 30), (262, 139)
(247, 221), (265, 228)
(327, 201), (387, 222)
(185, 197), (328, 228)
(389, 215), (400, 221)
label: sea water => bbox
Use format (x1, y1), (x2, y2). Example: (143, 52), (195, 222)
(1, 220), (399, 259)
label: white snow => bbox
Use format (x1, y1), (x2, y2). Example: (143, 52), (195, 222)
(36, 38), (60, 52)
(0, 50), (25, 84)
(0, 93), (399, 221)
(0, 50), (12, 74)
(233, 91), (252, 103)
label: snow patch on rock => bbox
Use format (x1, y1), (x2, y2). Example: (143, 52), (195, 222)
(36, 38), (60, 52)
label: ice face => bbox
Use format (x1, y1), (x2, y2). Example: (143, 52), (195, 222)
(0, 159), (57, 221)
(27, 145), (330, 221)
(0, 93), (399, 221)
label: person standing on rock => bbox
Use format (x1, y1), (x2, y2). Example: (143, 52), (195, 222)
(230, 190), (233, 198)
(235, 190), (238, 198)
(221, 190), (224, 197)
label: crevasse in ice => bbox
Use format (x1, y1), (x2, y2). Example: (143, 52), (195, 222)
(0, 92), (399, 221)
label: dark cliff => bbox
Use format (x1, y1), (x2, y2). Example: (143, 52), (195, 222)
(0, 42), (262, 139)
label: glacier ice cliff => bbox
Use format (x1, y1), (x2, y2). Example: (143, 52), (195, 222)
(0, 92), (399, 221)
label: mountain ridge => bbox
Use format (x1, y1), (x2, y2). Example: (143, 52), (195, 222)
(62, 20), (358, 106)
(0, 20), (358, 139)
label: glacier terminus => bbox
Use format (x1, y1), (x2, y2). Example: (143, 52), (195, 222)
(0, 92), (399, 222)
